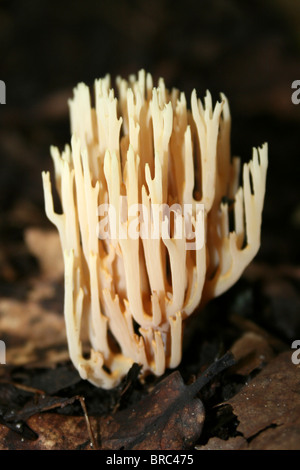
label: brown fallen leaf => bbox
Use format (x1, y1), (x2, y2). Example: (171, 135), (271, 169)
(3, 394), (81, 423)
(0, 413), (95, 450)
(230, 314), (288, 353)
(100, 352), (235, 450)
(24, 228), (64, 281)
(226, 351), (300, 450)
(196, 351), (300, 450)
(0, 375), (98, 449)
(0, 297), (68, 367)
(230, 331), (274, 376)
(196, 435), (247, 450)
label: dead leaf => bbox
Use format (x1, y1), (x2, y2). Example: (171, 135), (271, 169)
(196, 435), (247, 450)
(100, 352), (235, 450)
(226, 351), (300, 450)
(230, 331), (274, 375)
(24, 228), (64, 281)
(0, 297), (68, 367)
(230, 314), (287, 353)
(3, 394), (80, 423)
(0, 413), (95, 450)
(0, 373), (98, 450)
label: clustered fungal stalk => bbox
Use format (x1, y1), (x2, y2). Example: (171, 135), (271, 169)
(42, 70), (268, 389)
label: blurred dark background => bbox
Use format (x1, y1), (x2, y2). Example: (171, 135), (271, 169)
(0, 0), (300, 285)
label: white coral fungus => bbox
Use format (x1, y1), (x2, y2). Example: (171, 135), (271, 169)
(42, 70), (268, 388)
